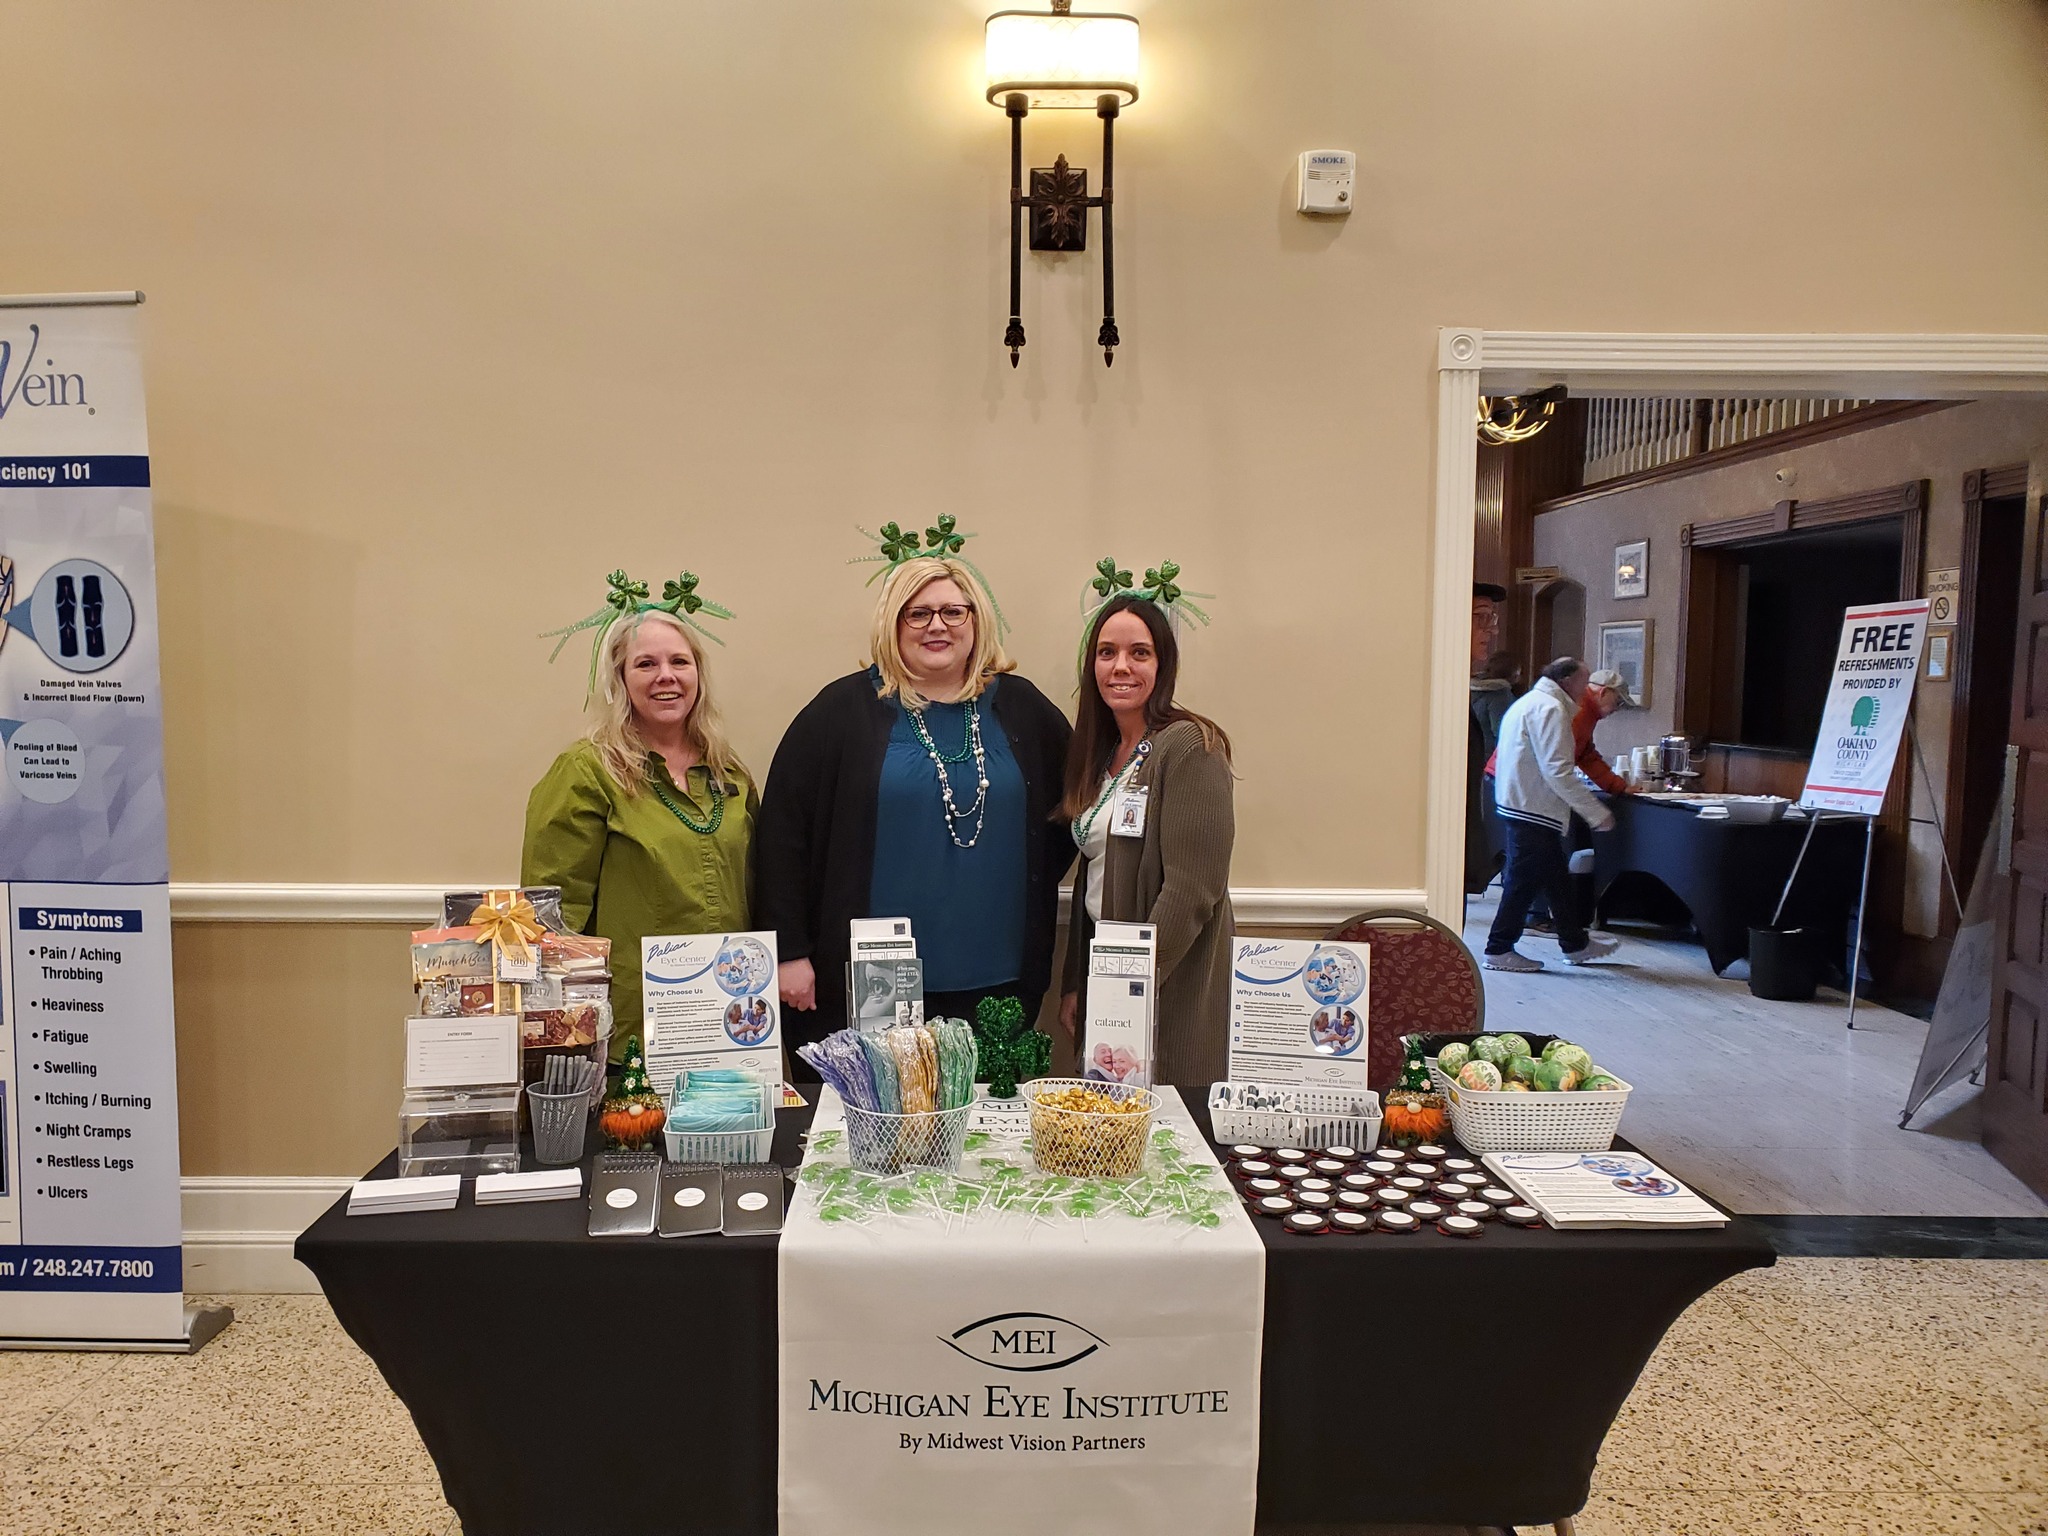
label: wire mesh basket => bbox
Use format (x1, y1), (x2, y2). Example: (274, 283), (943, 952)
(841, 1100), (975, 1175)
(1023, 1078), (1157, 1178)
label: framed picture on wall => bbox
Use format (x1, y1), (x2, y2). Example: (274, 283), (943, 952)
(1598, 620), (1650, 708)
(1613, 539), (1648, 600)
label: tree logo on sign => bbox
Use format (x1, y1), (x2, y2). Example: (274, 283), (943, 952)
(1850, 695), (1880, 734)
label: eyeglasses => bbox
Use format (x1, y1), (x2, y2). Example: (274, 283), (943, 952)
(902, 604), (975, 630)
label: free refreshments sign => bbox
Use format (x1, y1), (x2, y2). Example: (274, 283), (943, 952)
(1800, 600), (1930, 815)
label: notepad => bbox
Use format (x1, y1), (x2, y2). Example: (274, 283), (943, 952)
(347, 1175), (461, 1215)
(475, 1168), (583, 1205)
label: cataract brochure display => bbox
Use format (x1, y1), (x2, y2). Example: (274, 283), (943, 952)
(642, 931), (783, 1096)
(1228, 937), (1371, 1090)
(1084, 920), (1157, 1087)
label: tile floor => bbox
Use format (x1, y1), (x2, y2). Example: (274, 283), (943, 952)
(0, 1263), (2042, 1535)
(1463, 891), (2048, 1219)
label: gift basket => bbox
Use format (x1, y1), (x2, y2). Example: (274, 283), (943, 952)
(1410, 1031), (1630, 1153)
(1024, 1078), (1157, 1178)
(800, 1018), (980, 1175)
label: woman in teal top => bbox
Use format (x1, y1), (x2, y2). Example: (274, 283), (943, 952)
(523, 577), (755, 1057)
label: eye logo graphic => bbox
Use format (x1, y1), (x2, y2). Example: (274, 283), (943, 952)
(1850, 695), (1880, 735)
(939, 1312), (1106, 1373)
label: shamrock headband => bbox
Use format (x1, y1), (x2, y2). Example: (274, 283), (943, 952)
(540, 568), (734, 700)
(852, 514), (1009, 639)
(1080, 556), (1212, 661)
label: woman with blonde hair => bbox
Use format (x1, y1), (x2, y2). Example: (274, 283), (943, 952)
(757, 522), (1072, 1052)
(523, 570), (756, 1056)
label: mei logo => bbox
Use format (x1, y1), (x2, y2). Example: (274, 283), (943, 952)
(0, 326), (90, 420)
(939, 1312), (1106, 1373)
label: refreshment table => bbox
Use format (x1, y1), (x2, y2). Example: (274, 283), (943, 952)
(296, 1090), (1773, 1536)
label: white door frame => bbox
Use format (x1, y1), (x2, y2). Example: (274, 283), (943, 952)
(1424, 327), (2048, 922)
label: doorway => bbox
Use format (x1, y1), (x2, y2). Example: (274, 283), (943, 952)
(1945, 465), (2030, 908)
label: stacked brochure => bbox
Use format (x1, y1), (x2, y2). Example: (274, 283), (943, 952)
(348, 1175), (461, 1216)
(1482, 1151), (1728, 1230)
(475, 1168), (582, 1206)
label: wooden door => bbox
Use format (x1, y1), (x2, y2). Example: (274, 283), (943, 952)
(1988, 489), (2048, 1199)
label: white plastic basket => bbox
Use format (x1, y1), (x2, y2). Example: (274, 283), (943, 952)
(842, 1101), (974, 1176)
(661, 1075), (776, 1165)
(1440, 1074), (1631, 1154)
(662, 1125), (775, 1165)
(1207, 1086), (1382, 1154)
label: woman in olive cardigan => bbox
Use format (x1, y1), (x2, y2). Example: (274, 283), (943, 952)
(1060, 593), (1235, 1086)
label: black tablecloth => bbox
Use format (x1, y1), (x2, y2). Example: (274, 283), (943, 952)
(297, 1093), (1773, 1534)
(1593, 797), (1864, 974)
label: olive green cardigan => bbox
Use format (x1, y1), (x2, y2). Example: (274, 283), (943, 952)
(1062, 719), (1236, 1086)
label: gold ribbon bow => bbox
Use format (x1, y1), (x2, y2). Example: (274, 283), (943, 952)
(467, 889), (545, 973)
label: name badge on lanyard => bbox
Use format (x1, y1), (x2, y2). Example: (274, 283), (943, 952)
(1111, 784), (1149, 838)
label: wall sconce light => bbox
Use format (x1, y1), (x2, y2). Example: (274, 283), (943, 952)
(1476, 384), (1568, 445)
(985, 0), (1140, 367)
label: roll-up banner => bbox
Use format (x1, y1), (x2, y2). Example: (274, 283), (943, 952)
(0, 296), (198, 1348)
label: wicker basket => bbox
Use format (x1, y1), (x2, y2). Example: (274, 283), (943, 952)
(842, 1101), (975, 1176)
(1023, 1078), (1157, 1178)
(1440, 1073), (1631, 1154)
(1206, 1085), (1383, 1154)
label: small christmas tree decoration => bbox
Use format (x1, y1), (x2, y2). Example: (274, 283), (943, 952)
(1381, 1036), (1448, 1148)
(973, 996), (1051, 1099)
(599, 1035), (666, 1150)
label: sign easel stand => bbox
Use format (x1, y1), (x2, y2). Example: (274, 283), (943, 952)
(1788, 598), (1936, 1029)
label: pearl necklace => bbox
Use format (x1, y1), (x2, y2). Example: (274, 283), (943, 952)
(1072, 738), (1149, 849)
(906, 698), (989, 849)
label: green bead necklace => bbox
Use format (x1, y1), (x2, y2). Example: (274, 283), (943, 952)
(653, 771), (726, 836)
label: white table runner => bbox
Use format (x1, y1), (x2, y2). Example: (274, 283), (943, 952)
(778, 1088), (1265, 1536)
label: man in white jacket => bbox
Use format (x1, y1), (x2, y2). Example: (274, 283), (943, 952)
(1484, 656), (1622, 972)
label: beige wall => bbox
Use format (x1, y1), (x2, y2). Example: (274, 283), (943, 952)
(7, 1), (2047, 1173)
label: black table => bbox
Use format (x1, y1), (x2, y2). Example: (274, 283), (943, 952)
(297, 1093), (1773, 1535)
(1592, 796), (1864, 975)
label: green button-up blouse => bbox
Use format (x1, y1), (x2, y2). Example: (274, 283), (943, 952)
(521, 740), (757, 1058)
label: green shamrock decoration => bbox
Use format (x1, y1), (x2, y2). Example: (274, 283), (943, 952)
(1143, 561), (1183, 606)
(604, 569), (650, 610)
(1092, 556), (1133, 598)
(973, 995), (1051, 1098)
(662, 572), (704, 615)
(924, 514), (966, 556)
(875, 521), (920, 564)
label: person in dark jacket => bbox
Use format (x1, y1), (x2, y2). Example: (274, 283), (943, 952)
(755, 554), (1074, 1053)
(1465, 581), (1508, 897)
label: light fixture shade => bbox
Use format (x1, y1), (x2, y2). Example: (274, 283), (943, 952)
(985, 9), (1139, 109)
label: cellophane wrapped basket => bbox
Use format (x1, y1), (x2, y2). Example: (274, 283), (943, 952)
(1023, 1078), (1157, 1178)
(841, 1100), (975, 1176)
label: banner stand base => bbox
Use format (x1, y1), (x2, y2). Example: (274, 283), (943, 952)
(0, 1301), (234, 1356)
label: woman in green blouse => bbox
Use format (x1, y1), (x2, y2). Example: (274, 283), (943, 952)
(524, 577), (755, 1058)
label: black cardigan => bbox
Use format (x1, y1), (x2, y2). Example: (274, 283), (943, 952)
(754, 670), (1075, 1033)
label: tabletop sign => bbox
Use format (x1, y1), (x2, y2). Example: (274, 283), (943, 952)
(1227, 937), (1371, 1090)
(1799, 599), (1930, 815)
(642, 930), (782, 1099)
